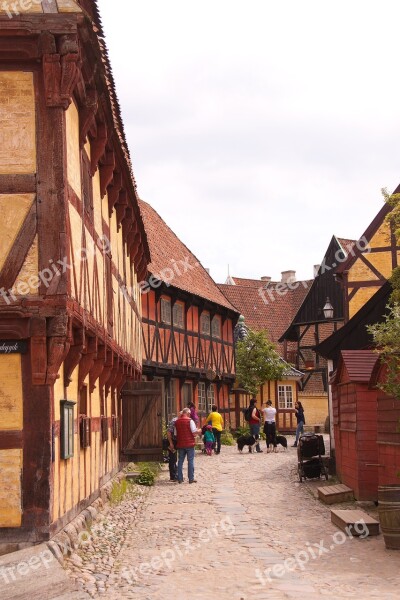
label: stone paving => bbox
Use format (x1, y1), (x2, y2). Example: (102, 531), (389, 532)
(66, 439), (400, 600)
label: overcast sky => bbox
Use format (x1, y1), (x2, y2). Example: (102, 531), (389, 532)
(97, 0), (400, 283)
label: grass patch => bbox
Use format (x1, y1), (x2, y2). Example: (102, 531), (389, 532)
(109, 478), (128, 505)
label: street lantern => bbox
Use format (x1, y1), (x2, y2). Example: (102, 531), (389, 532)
(323, 297), (334, 319)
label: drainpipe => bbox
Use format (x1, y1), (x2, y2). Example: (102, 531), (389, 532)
(327, 358), (336, 475)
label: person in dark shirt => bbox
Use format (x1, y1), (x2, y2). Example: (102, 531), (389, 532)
(293, 400), (305, 447)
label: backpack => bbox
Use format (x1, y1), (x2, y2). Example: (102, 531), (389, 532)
(244, 406), (252, 422)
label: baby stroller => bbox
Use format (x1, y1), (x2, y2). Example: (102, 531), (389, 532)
(297, 433), (328, 482)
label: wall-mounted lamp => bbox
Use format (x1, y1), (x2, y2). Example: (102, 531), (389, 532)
(323, 297), (334, 319)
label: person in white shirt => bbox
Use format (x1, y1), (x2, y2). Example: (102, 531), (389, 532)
(262, 400), (277, 453)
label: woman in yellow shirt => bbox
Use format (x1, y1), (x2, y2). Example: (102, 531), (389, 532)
(204, 404), (224, 454)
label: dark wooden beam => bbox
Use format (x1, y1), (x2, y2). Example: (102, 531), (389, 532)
(0, 174), (36, 194)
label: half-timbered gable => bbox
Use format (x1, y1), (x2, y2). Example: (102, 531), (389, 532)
(335, 190), (400, 320)
(0, 1), (149, 544)
(277, 237), (356, 427)
(139, 200), (239, 424)
(280, 237), (355, 390)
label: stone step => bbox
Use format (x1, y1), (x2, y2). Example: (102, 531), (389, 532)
(331, 509), (380, 536)
(318, 483), (354, 504)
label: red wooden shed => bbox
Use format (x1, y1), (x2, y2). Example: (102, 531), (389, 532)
(371, 363), (400, 487)
(331, 350), (380, 500)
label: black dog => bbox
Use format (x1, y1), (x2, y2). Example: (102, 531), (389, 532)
(237, 434), (256, 453)
(275, 435), (288, 450)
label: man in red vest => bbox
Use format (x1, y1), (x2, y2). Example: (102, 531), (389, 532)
(174, 407), (201, 483)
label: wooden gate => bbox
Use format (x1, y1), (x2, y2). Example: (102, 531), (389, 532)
(120, 381), (163, 462)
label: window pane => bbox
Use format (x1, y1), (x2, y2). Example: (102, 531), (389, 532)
(201, 313), (210, 334)
(198, 382), (206, 412)
(211, 317), (221, 338)
(173, 303), (184, 328)
(206, 384), (215, 412)
(161, 298), (171, 324)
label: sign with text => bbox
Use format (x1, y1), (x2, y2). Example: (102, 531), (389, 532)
(0, 340), (27, 354)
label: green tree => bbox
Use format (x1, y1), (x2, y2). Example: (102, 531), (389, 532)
(367, 188), (400, 397)
(368, 304), (400, 399)
(235, 329), (285, 396)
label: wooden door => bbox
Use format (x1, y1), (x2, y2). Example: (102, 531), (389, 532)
(121, 381), (163, 462)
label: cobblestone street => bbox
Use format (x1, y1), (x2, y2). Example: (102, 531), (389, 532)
(66, 441), (400, 600)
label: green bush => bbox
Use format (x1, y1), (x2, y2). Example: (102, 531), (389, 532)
(135, 466), (156, 486)
(234, 425), (250, 438)
(220, 430), (235, 446)
(137, 462), (162, 475)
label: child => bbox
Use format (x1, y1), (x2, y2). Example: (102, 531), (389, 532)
(203, 425), (215, 456)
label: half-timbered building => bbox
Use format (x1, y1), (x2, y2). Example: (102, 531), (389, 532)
(335, 190), (400, 320)
(316, 194), (400, 495)
(139, 200), (239, 426)
(0, 1), (149, 545)
(279, 237), (355, 425)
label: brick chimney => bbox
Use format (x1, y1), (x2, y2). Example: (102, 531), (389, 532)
(261, 276), (271, 283)
(281, 270), (296, 284)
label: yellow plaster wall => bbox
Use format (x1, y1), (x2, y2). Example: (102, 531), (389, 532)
(14, 236), (39, 296)
(349, 286), (380, 319)
(366, 251), (393, 280)
(0, 449), (22, 527)
(0, 72), (36, 174)
(369, 220), (391, 248)
(93, 169), (103, 241)
(57, 0), (82, 12)
(65, 101), (81, 199)
(0, 354), (23, 430)
(0, 194), (34, 271)
(53, 437), (60, 521)
(348, 257), (379, 283)
(68, 204), (82, 300)
(52, 364), (64, 521)
(298, 392), (328, 427)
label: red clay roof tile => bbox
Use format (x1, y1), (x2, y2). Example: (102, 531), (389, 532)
(218, 280), (310, 352)
(139, 200), (238, 312)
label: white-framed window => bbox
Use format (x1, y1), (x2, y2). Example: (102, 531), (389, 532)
(278, 385), (293, 409)
(173, 303), (184, 328)
(160, 298), (171, 324)
(211, 316), (221, 338)
(198, 381), (207, 412)
(200, 312), (210, 334)
(165, 379), (176, 422)
(207, 384), (215, 412)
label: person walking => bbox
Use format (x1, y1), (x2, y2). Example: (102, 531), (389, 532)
(262, 399), (277, 453)
(187, 401), (199, 425)
(174, 407), (201, 483)
(293, 400), (305, 447)
(204, 404), (224, 454)
(248, 397), (263, 453)
(166, 413), (179, 481)
(203, 425), (215, 456)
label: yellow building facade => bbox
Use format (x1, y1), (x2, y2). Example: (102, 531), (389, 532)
(0, 2), (149, 544)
